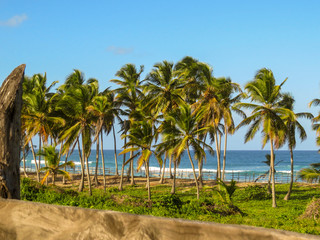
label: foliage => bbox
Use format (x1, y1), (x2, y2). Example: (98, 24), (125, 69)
(234, 185), (271, 201)
(298, 163), (320, 183)
(300, 197), (320, 221)
(215, 179), (237, 204)
(20, 178), (320, 235)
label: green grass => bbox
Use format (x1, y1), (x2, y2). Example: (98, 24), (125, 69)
(20, 178), (320, 235)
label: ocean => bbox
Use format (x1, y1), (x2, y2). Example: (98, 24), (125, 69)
(22, 150), (320, 183)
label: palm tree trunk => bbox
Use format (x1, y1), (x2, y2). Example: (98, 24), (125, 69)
(146, 161), (151, 202)
(77, 138), (85, 192)
(171, 158), (177, 194)
(270, 139), (277, 208)
(214, 131), (221, 180)
(169, 155), (173, 179)
(267, 168), (272, 194)
(52, 173), (55, 185)
(159, 156), (166, 184)
(222, 125), (228, 181)
(187, 146), (199, 200)
(119, 137), (127, 191)
(22, 146), (28, 178)
(38, 134), (42, 180)
(94, 137), (100, 186)
(30, 139), (40, 182)
(62, 150), (70, 184)
(198, 158), (203, 188)
(113, 125), (119, 176)
(82, 134), (92, 196)
(100, 132), (106, 192)
(130, 150), (135, 185)
(284, 147), (294, 200)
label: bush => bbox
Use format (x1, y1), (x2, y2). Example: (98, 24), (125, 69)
(234, 185), (271, 201)
(153, 194), (183, 217)
(300, 197), (320, 221)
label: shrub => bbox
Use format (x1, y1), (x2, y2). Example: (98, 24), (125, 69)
(300, 197), (320, 221)
(234, 185), (271, 201)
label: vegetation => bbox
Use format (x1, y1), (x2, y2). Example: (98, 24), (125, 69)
(20, 178), (320, 235)
(21, 56), (319, 210)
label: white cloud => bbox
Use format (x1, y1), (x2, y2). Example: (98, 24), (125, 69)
(107, 46), (133, 55)
(0, 14), (28, 27)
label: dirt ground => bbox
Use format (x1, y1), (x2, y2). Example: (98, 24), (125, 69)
(22, 171), (267, 190)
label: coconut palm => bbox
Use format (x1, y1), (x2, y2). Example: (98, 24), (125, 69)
(309, 98), (320, 146)
(111, 64), (144, 185)
(158, 103), (213, 199)
(38, 145), (75, 185)
(120, 120), (159, 202)
(144, 60), (184, 181)
(57, 70), (98, 195)
(234, 68), (293, 208)
(22, 74), (64, 182)
(298, 163), (320, 183)
(278, 93), (313, 200)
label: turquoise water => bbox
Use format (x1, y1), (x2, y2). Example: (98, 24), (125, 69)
(22, 150), (320, 183)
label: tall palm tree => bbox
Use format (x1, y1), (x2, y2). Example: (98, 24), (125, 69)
(22, 74), (63, 182)
(158, 103), (213, 199)
(279, 93), (313, 200)
(144, 60), (184, 181)
(111, 64), (144, 185)
(38, 145), (75, 185)
(234, 68), (293, 208)
(57, 70), (98, 195)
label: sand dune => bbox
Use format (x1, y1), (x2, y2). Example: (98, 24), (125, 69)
(0, 199), (318, 240)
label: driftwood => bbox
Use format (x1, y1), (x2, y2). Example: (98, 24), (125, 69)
(0, 64), (26, 199)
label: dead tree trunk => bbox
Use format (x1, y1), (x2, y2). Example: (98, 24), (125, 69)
(0, 64), (26, 199)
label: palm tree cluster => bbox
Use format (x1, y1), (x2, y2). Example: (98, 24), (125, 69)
(21, 56), (315, 207)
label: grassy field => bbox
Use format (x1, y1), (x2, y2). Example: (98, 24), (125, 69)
(20, 177), (320, 235)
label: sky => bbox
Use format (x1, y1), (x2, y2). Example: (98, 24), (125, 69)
(1, 0), (320, 150)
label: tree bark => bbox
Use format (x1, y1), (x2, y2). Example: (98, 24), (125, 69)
(83, 133), (92, 196)
(30, 139), (40, 182)
(146, 161), (151, 202)
(171, 158), (177, 194)
(284, 147), (294, 200)
(270, 139), (277, 208)
(119, 137), (126, 191)
(0, 64), (25, 199)
(130, 151), (135, 185)
(77, 138), (85, 192)
(214, 131), (221, 180)
(187, 146), (199, 200)
(168, 154), (173, 179)
(100, 132), (106, 192)
(93, 137), (100, 186)
(113, 125), (119, 176)
(222, 125), (228, 181)
(159, 156), (166, 184)
(22, 146), (28, 177)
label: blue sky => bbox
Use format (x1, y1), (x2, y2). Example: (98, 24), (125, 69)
(1, 0), (320, 150)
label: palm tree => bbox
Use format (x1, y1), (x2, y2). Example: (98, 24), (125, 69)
(38, 145), (74, 185)
(298, 163), (320, 183)
(22, 74), (63, 182)
(120, 120), (158, 202)
(216, 77), (243, 180)
(111, 64), (144, 185)
(158, 103), (213, 199)
(57, 70), (98, 195)
(309, 98), (320, 146)
(278, 93), (313, 200)
(144, 60), (184, 181)
(234, 68), (293, 208)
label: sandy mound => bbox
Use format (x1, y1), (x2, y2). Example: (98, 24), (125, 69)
(0, 199), (319, 240)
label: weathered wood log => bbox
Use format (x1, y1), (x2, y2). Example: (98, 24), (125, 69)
(0, 64), (26, 199)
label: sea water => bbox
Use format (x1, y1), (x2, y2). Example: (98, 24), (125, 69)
(21, 150), (320, 183)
